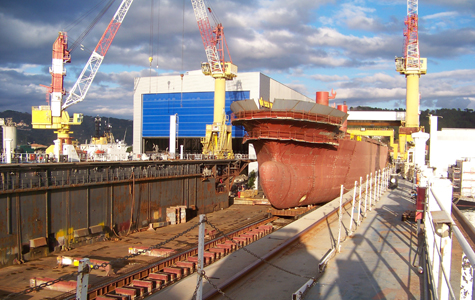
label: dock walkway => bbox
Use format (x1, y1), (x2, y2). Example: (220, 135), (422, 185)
(308, 177), (422, 299)
(152, 177), (423, 299)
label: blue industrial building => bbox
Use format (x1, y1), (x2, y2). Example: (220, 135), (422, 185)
(133, 71), (311, 154)
(142, 91), (249, 138)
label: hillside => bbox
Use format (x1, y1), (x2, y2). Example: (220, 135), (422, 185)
(0, 110), (133, 147)
(350, 106), (475, 133)
(1, 107), (474, 149)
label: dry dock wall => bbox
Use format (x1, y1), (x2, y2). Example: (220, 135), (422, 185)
(0, 161), (228, 267)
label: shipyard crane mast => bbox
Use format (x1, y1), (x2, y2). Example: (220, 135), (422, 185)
(395, 0), (427, 160)
(191, 0), (238, 159)
(32, 0), (134, 159)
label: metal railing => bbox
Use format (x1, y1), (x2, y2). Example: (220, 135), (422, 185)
(231, 110), (343, 126)
(1, 164), (202, 191)
(1, 152), (252, 165)
(424, 179), (475, 300)
(243, 128), (339, 145)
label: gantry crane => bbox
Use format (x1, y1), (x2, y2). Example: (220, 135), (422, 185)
(32, 0), (134, 160)
(191, 0), (238, 159)
(395, 0), (427, 161)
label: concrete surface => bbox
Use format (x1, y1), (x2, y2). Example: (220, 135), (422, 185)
(149, 177), (422, 300)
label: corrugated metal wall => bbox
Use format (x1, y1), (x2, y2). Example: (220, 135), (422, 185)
(142, 91), (249, 138)
(0, 162), (228, 267)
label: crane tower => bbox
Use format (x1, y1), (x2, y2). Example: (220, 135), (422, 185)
(191, 0), (238, 159)
(32, 0), (134, 160)
(395, 0), (427, 158)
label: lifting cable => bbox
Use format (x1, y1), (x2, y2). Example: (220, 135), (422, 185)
(64, 0), (108, 32)
(181, 0), (185, 107)
(149, 0), (161, 70)
(149, 0), (161, 93)
(149, 0), (154, 73)
(156, 0), (161, 70)
(149, 0), (154, 93)
(205, 0), (220, 25)
(68, 0), (116, 53)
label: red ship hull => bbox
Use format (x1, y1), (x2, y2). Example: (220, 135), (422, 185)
(252, 138), (388, 209)
(231, 99), (389, 209)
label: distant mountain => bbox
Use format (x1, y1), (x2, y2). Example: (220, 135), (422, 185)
(350, 106), (475, 133)
(0, 110), (133, 147)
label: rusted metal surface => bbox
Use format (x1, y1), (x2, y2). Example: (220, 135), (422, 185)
(54, 216), (278, 300)
(268, 206), (316, 217)
(0, 159), (250, 267)
(231, 101), (388, 209)
(251, 138), (388, 209)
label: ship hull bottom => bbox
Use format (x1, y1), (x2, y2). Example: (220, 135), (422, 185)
(254, 139), (388, 209)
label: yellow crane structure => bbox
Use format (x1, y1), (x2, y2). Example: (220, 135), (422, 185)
(347, 128), (398, 161)
(395, 0), (427, 160)
(191, 0), (237, 159)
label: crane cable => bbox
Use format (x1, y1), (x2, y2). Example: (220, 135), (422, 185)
(149, 0), (154, 93)
(64, 0), (108, 32)
(149, 0), (154, 72)
(156, 0), (160, 70)
(68, 0), (116, 53)
(205, 0), (220, 25)
(181, 0), (185, 108)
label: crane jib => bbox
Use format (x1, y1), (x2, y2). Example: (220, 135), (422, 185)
(63, 0), (134, 110)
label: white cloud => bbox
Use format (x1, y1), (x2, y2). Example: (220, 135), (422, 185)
(423, 11), (459, 20)
(311, 74), (350, 82)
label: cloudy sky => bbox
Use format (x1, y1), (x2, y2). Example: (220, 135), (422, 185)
(0, 0), (474, 120)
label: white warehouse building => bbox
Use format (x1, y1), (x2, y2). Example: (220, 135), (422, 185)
(132, 70), (312, 154)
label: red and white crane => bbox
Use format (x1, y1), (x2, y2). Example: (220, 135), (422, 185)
(403, 0), (420, 71)
(33, 0), (134, 158)
(62, 0), (134, 111)
(395, 0), (427, 159)
(191, 0), (237, 158)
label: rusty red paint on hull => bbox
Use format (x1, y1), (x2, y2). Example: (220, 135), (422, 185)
(231, 100), (389, 209)
(253, 138), (388, 208)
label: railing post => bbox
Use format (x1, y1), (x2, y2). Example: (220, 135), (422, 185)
(364, 174), (368, 217)
(357, 177), (362, 226)
(337, 185), (344, 253)
(374, 171), (379, 205)
(374, 171), (378, 205)
(460, 253), (473, 300)
(377, 170), (381, 200)
(369, 172), (373, 210)
(426, 179), (454, 299)
(384, 168), (388, 192)
(196, 214), (206, 300)
(386, 168), (389, 191)
(76, 258), (90, 300)
(348, 181), (358, 237)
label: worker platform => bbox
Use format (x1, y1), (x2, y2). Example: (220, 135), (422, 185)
(151, 176), (427, 299)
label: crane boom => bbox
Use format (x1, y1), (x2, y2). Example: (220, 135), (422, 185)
(62, 0), (134, 111)
(191, 0), (223, 74)
(404, 0), (420, 70)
